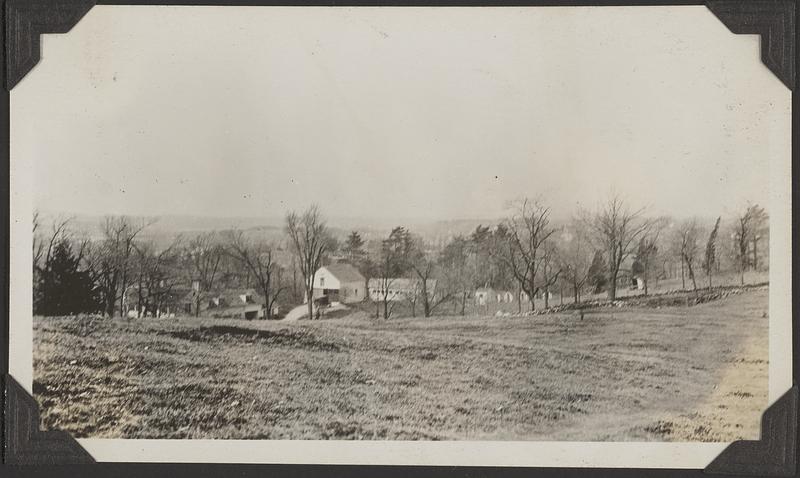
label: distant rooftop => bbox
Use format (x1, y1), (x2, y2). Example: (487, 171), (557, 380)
(323, 263), (365, 283)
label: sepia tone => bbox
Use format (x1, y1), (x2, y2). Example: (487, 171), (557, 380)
(13, 6), (787, 443)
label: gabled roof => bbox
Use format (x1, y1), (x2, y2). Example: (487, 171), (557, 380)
(322, 263), (365, 283)
(217, 288), (264, 304)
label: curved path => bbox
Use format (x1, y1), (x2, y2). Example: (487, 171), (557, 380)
(282, 303), (350, 322)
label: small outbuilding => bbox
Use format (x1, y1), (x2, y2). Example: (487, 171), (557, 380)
(475, 287), (497, 306)
(496, 290), (515, 303)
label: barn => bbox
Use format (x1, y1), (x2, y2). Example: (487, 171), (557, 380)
(307, 263), (366, 305)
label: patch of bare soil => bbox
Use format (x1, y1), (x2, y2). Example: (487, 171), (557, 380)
(638, 332), (768, 442)
(163, 325), (341, 352)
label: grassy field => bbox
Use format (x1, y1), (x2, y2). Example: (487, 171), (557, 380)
(32, 287), (768, 441)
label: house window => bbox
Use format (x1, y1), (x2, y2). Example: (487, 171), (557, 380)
(320, 277), (325, 287)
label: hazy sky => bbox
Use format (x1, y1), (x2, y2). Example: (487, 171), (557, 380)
(12, 6), (790, 222)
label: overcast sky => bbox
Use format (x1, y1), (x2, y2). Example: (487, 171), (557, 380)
(12, 6), (789, 222)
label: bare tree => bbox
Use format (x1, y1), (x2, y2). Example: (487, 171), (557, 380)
(674, 219), (701, 292)
(184, 232), (225, 317)
(33, 210), (44, 270)
(33, 213), (76, 314)
(132, 237), (183, 317)
(558, 222), (593, 304)
(410, 257), (451, 318)
(540, 239), (562, 309)
(404, 280), (422, 318)
(373, 277), (398, 320)
(636, 217), (668, 296)
(402, 235), (449, 318)
(285, 205), (332, 321)
(494, 198), (557, 311)
(584, 194), (650, 301)
(374, 226), (414, 319)
(747, 205), (768, 271)
(34, 214), (73, 273)
(87, 216), (153, 317)
(733, 204), (767, 285)
(225, 230), (286, 320)
(439, 235), (475, 315)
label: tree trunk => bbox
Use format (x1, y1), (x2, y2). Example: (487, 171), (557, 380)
(607, 248), (617, 301)
(543, 263), (549, 309)
(420, 281), (432, 318)
(264, 296), (271, 320)
(119, 265), (129, 317)
(105, 281), (117, 317)
(137, 277), (144, 318)
(306, 288), (314, 321)
(608, 269), (618, 301)
(687, 260), (697, 292)
(643, 259), (649, 296)
(527, 276), (537, 311)
(292, 263), (297, 301)
(752, 238), (758, 270)
(680, 259), (685, 289)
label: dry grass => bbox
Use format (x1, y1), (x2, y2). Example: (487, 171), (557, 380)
(33, 288), (768, 441)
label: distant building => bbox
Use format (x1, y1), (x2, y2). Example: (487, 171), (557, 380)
(474, 287), (496, 306)
(368, 278), (437, 302)
(183, 288), (265, 320)
(632, 275), (645, 290)
(307, 263), (366, 305)
(208, 289), (265, 320)
(496, 290), (515, 303)
(123, 284), (187, 318)
(476, 288), (534, 305)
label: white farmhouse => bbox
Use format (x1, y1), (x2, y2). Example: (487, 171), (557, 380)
(306, 263), (366, 305)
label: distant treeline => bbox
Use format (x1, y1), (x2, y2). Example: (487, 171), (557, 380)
(33, 195), (768, 319)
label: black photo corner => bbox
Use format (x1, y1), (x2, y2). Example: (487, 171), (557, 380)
(1, 0), (798, 477)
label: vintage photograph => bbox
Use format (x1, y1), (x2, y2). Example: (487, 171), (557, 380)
(11, 5), (789, 447)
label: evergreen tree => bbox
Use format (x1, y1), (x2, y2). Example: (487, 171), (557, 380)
(342, 231), (367, 265)
(36, 238), (99, 316)
(703, 217), (721, 288)
(587, 250), (608, 294)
